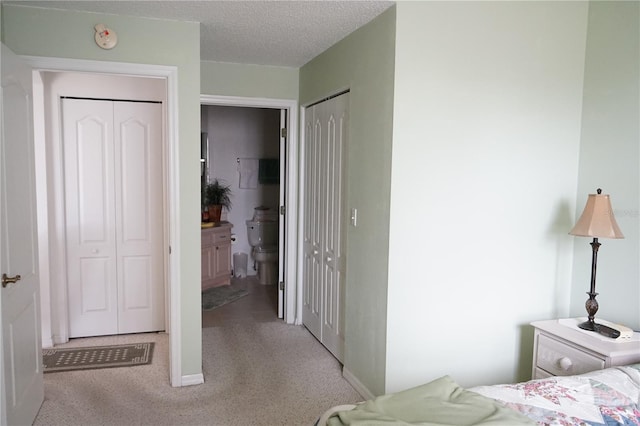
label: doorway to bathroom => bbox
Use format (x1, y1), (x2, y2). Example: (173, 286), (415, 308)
(200, 95), (299, 324)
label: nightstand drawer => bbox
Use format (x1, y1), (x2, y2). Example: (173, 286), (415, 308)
(536, 334), (605, 376)
(533, 367), (553, 380)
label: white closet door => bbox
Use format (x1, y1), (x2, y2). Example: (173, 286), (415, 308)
(114, 101), (164, 333)
(63, 99), (164, 338)
(63, 99), (118, 337)
(302, 93), (348, 362)
(319, 94), (348, 361)
(302, 104), (323, 339)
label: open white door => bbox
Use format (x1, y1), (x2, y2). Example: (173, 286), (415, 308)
(278, 110), (287, 318)
(0, 43), (44, 426)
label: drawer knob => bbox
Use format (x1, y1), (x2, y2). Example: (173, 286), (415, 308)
(558, 357), (573, 371)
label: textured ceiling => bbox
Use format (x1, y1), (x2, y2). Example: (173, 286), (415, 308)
(5, 1), (394, 67)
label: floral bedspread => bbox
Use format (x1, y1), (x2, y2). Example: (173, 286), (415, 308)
(470, 364), (640, 425)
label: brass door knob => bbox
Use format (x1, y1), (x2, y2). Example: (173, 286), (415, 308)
(2, 273), (21, 288)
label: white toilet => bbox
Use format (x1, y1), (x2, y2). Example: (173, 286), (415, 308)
(246, 207), (279, 285)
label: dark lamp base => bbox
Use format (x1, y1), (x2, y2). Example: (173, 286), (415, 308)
(578, 320), (597, 331)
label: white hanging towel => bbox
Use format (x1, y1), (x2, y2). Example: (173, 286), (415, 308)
(237, 158), (259, 189)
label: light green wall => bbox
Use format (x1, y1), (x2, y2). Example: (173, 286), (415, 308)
(4, 0), (635, 400)
(201, 61), (298, 99)
(571, 2), (640, 329)
(386, 1), (588, 393)
(299, 7), (396, 396)
(2, 5), (203, 378)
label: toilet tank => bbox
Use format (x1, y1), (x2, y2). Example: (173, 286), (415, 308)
(246, 220), (278, 246)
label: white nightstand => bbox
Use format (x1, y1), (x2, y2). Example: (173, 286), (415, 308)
(531, 318), (640, 379)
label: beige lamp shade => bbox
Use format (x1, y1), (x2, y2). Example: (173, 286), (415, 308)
(569, 190), (624, 239)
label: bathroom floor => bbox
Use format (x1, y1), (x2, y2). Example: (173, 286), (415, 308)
(202, 275), (280, 327)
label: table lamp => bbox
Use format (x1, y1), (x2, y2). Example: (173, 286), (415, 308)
(569, 188), (624, 337)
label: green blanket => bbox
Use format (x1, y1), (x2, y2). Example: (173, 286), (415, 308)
(327, 376), (535, 425)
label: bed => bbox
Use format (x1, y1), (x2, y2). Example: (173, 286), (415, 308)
(318, 363), (640, 425)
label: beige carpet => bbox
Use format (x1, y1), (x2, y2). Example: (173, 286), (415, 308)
(34, 323), (362, 425)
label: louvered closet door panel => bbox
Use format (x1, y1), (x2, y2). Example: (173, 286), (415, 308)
(114, 101), (165, 334)
(63, 99), (118, 337)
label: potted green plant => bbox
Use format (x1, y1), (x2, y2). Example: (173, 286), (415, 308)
(203, 179), (232, 223)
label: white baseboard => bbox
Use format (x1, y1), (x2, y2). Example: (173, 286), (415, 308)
(180, 373), (204, 387)
(41, 336), (54, 349)
(342, 367), (374, 401)
(52, 333), (69, 345)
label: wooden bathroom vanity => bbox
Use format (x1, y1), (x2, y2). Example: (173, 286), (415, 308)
(201, 222), (233, 290)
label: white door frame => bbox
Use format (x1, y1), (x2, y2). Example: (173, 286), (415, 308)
(200, 95), (300, 325)
(23, 56), (183, 386)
